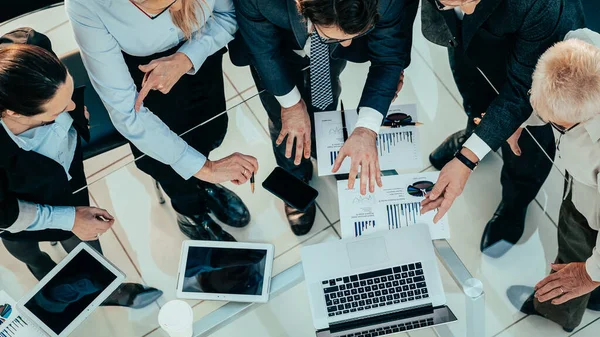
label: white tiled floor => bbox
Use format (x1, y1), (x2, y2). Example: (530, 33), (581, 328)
(1, 4), (599, 337)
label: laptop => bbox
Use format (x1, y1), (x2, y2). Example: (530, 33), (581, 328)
(301, 225), (457, 337)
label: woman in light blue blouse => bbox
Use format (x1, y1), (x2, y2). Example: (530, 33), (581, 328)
(65, 0), (258, 241)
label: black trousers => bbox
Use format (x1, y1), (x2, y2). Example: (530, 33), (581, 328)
(448, 48), (555, 207)
(250, 55), (346, 181)
(534, 178), (600, 329)
(122, 48), (228, 216)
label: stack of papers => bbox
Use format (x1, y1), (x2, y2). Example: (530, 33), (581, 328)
(337, 172), (450, 240)
(314, 104), (422, 176)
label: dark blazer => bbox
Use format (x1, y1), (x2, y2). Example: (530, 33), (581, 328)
(421, 0), (585, 150)
(0, 28), (90, 242)
(230, 0), (419, 116)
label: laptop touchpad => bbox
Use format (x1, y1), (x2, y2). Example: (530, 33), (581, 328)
(347, 237), (389, 269)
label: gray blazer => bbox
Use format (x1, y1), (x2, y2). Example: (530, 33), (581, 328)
(420, 0), (585, 150)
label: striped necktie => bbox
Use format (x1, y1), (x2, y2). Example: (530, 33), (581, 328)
(309, 31), (333, 110)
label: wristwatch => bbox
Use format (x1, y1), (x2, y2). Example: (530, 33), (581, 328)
(454, 150), (479, 171)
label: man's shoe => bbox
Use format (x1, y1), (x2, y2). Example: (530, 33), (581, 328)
(480, 201), (527, 258)
(102, 283), (163, 309)
(507, 285), (575, 333)
(199, 183), (250, 228)
(429, 129), (471, 170)
(177, 212), (236, 242)
(285, 203), (316, 236)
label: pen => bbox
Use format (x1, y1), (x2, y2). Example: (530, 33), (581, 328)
(250, 172), (255, 194)
(380, 122), (424, 128)
(340, 100), (349, 141)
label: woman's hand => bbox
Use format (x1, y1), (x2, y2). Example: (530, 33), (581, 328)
(535, 262), (600, 305)
(134, 52), (193, 111)
(194, 153), (259, 185)
(72, 206), (115, 241)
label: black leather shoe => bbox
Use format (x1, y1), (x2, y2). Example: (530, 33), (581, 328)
(102, 283), (163, 309)
(480, 201), (527, 258)
(507, 285), (575, 333)
(177, 212), (236, 242)
(285, 203), (316, 236)
(429, 129), (470, 170)
(199, 183), (250, 228)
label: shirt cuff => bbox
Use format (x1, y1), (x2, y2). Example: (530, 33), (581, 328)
(586, 250), (600, 282)
(275, 86), (302, 108)
(171, 145), (208, 180)
(177, 45), (207, 76)
(50, 206), (77, 231)
(463, 134), (492, 161)
(355, 107), (385, 135)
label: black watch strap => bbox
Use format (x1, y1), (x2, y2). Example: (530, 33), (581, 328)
(455, 150), (478, 171)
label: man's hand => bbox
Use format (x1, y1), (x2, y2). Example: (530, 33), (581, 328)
(134, 52), (193, 111)
(332, 127), (382, 195)
(195, 152), (259, 185)
(535, 262), (600, 305)
(276, 99), (312, 165)
(421, 148), (476, 222)
(393, 71), (405, 102)
(72, 207), (115, 241)
(506, 127), (523, 156)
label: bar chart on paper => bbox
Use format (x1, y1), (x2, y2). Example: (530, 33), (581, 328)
(354, 220), (377, 236)
(386, 202), (423, 229)
(377, 131), (416, 158)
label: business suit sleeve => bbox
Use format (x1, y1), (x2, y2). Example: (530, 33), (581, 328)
(473, 0), (564, 150)
(232, 0), (296, 96)
(358, 0), (419, 116)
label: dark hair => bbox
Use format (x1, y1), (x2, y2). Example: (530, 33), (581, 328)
(0, 44), (67, 117)
(298, 0), (380, 35)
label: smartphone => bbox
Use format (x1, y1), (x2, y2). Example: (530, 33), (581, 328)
(262, 167), (319, 212)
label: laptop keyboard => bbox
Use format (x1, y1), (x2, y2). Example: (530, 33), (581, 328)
(321, 262), (429, 317)
(338, 317), (435, 336)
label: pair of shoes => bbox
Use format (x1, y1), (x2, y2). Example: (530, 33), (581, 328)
(177, 212), (236, 242)
(429, 129), (471, 170)
(507, 285), (575, 333)
(480, 201), (527, 258)
(199, 183), (250, 228)
(285, 203), (316, 236)
(102, 283), (163, 309)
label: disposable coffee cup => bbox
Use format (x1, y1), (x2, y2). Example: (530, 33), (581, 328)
(158, 300), (194, 337)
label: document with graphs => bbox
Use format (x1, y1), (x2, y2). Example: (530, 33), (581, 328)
(337, 172), (450, 240)
(314, 104), (422, 176)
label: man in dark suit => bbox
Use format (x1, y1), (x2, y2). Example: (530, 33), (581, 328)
(420, 0), (585, 257)
(230, 0), (418, 235)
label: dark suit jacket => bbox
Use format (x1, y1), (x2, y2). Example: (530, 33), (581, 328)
(230, 0), (419, 116)
(421, 0), (585, 150)
(0, 28), (90, 242)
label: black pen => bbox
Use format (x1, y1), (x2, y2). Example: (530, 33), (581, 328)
(250, 172), (255, 194)
(340, 100), (349, 141)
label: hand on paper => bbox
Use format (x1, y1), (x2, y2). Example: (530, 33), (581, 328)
(277, 99), (312, 165)
(333, 127), (382, 195)
(420, 148), (476, 222)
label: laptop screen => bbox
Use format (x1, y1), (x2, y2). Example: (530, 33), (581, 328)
(182, 247), (267, 296)
(23, 249), (118, 335)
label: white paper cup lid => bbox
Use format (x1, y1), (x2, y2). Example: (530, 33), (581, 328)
(159, 300), (194, 332)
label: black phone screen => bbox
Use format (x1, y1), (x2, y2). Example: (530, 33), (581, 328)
(262, 167), (319, 211)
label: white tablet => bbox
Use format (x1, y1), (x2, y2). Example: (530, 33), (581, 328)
(176, 241), (275, 303)
(17, 243), (125, 337)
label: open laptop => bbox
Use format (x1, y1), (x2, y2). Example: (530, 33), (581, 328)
(301, 225), (457, 336)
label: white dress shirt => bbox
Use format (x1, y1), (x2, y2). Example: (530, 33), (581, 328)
(275, 20), (385, 135)
(65, 0), (237, 180)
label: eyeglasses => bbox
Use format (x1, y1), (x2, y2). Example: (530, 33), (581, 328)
(314, 25), (375, 45)
(407, 181), (435, 197)
(129, 0), (177, 20)
(383, 113), (413, 127)
(434, 0), (480, 11)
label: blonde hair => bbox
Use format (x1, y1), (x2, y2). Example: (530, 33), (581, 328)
(134, 0), (206, 39)
(530, 39), (600, 124)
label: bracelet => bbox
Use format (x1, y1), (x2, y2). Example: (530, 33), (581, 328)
(455, 150), (478, 171)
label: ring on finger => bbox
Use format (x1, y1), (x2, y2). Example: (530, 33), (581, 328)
(559, 287), (564, 295)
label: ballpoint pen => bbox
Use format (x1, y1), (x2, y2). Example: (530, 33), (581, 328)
(340, 100), (349, 141)
(250, 172), (255, 194)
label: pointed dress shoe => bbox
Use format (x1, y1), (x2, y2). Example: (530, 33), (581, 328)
(177, 212), (236, 242)
(480, 201), (527, 258)
(285, 203), (316, 236)
(429, 129), (471, 170)
(199, 183), (251, 228)
(102, 283), (163, 309)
